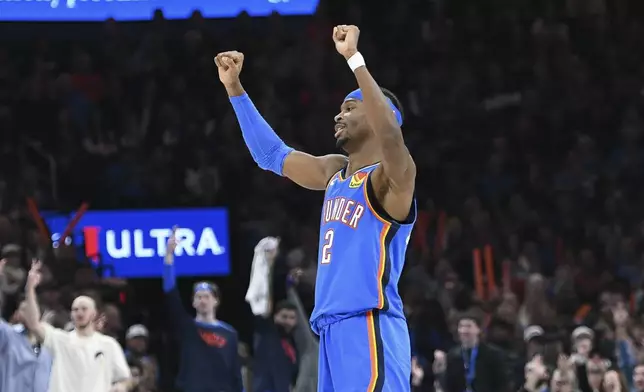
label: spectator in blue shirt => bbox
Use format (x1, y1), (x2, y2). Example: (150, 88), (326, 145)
(0, 259), (52, 392)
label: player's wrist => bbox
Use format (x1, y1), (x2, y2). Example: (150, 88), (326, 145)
(342, 48), (358, 60)
(346, 51), (365, 72)
(224, 81), (245, 97)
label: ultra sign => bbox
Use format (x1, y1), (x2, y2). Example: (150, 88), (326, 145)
(45, 208), (231, 278)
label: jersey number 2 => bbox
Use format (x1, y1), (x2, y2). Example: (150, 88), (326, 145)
(321, 229), (334, 264)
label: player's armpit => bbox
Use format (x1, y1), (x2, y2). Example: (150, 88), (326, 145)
(282, 152), (347, 190)
(371, 153), (416, 222)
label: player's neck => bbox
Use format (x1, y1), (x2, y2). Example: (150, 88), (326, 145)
(196, 313), (217, 324)
(347, 151), (381, 177)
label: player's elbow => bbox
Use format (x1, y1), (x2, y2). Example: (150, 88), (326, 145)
(255, 144), (294, 176)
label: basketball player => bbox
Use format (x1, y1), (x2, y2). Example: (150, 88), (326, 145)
(216, 24), (416, 392)
(22, 260), (132, 392)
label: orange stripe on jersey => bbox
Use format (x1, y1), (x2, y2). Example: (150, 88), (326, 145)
(360, 170), (395, 310)
(376, 224), (391, 309)
(366, 310), (379, 391)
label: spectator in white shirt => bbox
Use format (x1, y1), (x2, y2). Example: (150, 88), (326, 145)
(22, 260), (133, 392)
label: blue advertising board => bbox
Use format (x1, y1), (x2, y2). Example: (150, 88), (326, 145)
(0, 0), (319, 22)
(45, 208), (231, 278)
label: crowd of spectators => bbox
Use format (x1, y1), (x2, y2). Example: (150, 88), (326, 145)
(2, 0), (644, 390)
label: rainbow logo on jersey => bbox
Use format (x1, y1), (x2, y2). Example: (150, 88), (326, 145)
(349, 172), (368, 188)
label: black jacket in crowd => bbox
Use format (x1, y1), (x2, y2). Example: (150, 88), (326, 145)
(444, 342), (509, 392)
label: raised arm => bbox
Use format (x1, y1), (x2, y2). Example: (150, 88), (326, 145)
(244, 237), (279, 318)
(333, 26), (416, 220)
(215, 51), (347, 190)
(287, 270), (319, 392)
(286, 270), (317, 353)
(23, 260), (46, 342)
(163, 227), (194, 333)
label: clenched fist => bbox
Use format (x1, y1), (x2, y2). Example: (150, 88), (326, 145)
(332, 25), (360, 59)
(214, 51), (244, 88)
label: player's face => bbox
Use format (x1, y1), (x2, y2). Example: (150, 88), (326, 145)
(334, 99), (369, 151)
(71, 297), (96, 329)
(193, 290), (218, 315)
(274, 309), (297, 333)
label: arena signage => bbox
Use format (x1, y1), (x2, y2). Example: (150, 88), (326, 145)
(0, 0), (320, 21)
(45, 209), (231, 278)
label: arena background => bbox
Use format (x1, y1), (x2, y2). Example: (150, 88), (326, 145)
(2, 0), (644, 391)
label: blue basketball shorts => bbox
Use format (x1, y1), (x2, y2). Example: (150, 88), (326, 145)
(316, 310), (411, 392)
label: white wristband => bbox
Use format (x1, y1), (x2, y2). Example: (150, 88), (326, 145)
(347, 52), (365, 72)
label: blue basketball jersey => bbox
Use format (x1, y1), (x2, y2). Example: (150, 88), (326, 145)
(310, 163), (416, 329)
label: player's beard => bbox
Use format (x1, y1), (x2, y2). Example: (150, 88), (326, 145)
(336, 136), (349, 149)
(335, 136), (351, 152)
